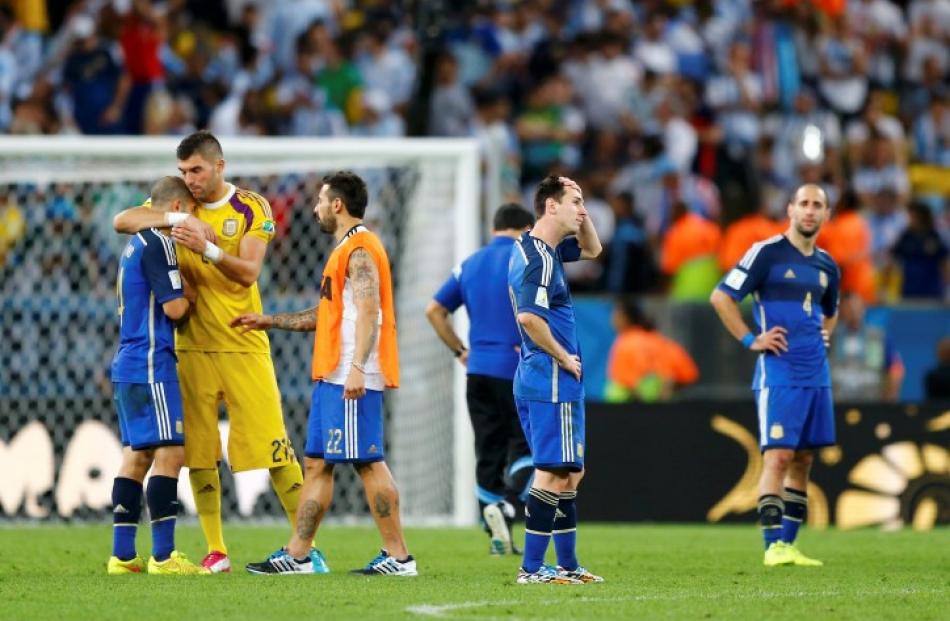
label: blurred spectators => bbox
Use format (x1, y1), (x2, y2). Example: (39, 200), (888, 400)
(924, 337), (950, 401)
(661, 200), (721, 300)
(888, 202), (949, 300)
(0, 0), (944, 304)
(605, 296), (698, 402)
(818, 188), (877, 303)
(831, 292), (904, 402)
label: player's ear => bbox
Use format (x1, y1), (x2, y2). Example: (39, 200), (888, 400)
(545, 197), (557, 214)
(216, 158), (225, 175)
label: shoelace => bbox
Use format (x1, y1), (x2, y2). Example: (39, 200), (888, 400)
(365, 551), (389, 570)
(267, 548), (289, 561)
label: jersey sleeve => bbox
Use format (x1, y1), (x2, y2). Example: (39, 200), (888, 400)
(141, 234), (184, 305)
(432, 264), (464, 312)
(820, 262), (840, 318)
(239, 192), (277, 243)
(558, 237), (582, 263)
(716, 244), (769, 301)
(516, 254), (550, 320)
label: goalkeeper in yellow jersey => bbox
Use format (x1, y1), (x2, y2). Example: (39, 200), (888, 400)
(113, 131), (304, 573)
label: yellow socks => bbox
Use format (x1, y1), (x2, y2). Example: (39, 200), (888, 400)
(189, 468), (227, 555)
(269, 463), (304, 532)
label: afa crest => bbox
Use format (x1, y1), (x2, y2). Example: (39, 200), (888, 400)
(222, 218), (239, 237)
(770, 424), (784, 440)
(577, 443), (584, 458)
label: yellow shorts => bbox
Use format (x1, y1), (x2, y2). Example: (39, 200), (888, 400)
(178, 351), (295, 472)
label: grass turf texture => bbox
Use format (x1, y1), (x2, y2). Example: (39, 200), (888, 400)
(0, 525), (947, 620)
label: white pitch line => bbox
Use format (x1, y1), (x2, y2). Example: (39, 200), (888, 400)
(405, 588), (943, 619)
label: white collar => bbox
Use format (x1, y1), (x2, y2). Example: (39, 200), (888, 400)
(202, 183), (236, 210)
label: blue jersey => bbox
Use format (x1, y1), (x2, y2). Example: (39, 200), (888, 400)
(508, 233), (584, 402)
(433, 236), (521, 380)
(111, 229), (184, 384)
(717, 234), (840, 389)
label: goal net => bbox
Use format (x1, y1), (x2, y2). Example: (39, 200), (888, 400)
(0, 136), (479, 526)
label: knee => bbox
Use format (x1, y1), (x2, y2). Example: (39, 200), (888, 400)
(763, 449), (794, 472)
(152, 446), (185, 474)
(792, 451), (814, 468)
(122, 448), (154, 479)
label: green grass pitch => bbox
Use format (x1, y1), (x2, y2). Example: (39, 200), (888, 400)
(0, 524), (947, 620)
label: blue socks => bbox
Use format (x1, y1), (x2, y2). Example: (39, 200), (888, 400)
(758, 494), (784, 550)
(521, 488), (559, 573)
(112, 477), (143, 560)
(781, 487), (807, 544)
(146, 476), (179, 561)
(552, 490), (578, 571)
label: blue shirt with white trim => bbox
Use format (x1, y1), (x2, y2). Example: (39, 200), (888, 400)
(111, 228), (183, 384)
(433, 236), (521, 380)
(508, 233), (584, 402)
(717, 234), (840, 389)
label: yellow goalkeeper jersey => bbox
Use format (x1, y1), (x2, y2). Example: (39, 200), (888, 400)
(161, 183), (276, 353)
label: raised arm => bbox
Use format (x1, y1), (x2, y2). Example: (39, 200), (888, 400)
(113, 206), (215, 241)
(577, 213), (602, 260)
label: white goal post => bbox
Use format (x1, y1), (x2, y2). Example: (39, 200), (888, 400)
(0, 136), (480, 526)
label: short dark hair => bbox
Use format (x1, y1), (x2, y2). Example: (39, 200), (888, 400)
(533, 175), (568, 217)
(149, 176), (193, 209)
(617, 295), (654, 331)
(492, 203), (534, 231)
(177, 130), (223, 162)
(323, 171), (368, 218)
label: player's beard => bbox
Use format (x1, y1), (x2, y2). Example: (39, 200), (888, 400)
(795, 222), (819, 238)
(318, 211), (336, 234)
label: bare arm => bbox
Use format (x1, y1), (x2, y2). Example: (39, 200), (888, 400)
(424, 300), (467, 365)
(710, 288), (788, 354)
(113, 206), (216, 242)
(517, 311), (581, 380)
(172, 222), (265, 288)
(230, 306), (318, 333)
(343, 248), (380, 399)
(577, 214), (603, 259)
(162, 297), (190, 321)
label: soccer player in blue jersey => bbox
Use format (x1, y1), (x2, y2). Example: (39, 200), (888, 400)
(710, 183), (840, 567)
(426, 203), (536, 555)
(107, 177), (209, 576)
(508, 176), (604, 585)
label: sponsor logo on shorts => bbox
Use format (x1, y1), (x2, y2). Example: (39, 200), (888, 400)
(368, 444), (378, 454)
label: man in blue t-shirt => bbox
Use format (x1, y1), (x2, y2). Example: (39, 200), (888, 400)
(107, 177), (206, 576)
(508, 176), (603, 585)
(426, 203), (535, 555)
(711, 183), (841, 568)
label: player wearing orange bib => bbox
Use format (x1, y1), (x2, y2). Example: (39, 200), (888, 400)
(112, 131), (304, 573)
(236, 171), (415, 576)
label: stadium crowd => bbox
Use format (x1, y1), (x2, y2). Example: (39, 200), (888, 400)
(0, 0), (948, 302)
(0, 0), (948, 403)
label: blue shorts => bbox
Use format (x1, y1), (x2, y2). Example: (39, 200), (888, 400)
(755, 386), (835, 450)
(113, 381), (184, 450)
(516, 399), (585, 472)
(305, 381), (385, 464)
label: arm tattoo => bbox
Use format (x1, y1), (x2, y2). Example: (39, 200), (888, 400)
(348, 248), (381, 364)
(272, 306), (318, 331)
(349, 249), (380, 303)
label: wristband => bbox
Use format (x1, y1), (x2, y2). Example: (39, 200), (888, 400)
(454, 346), (467, 358)
(352, 361), (366, 373)
(203, 240), (224, 264)
(165, 212), (188, 226)
(741, 333), (756, 349)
